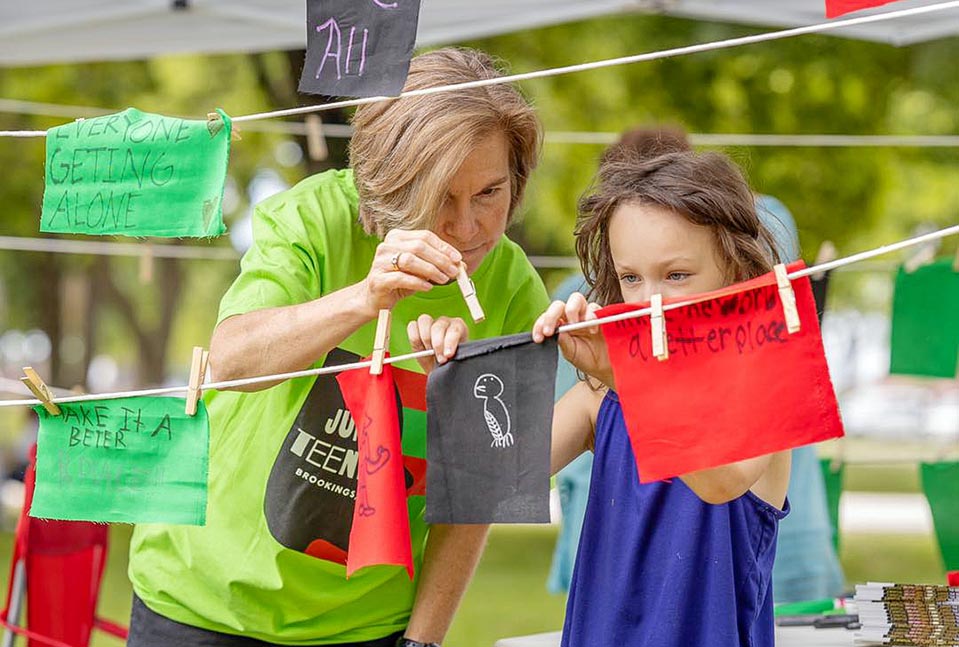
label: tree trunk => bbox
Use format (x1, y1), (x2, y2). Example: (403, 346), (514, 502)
(251, 50), (351, 174)
(33, 253), (63, 385)
(95, 255), (183, 386)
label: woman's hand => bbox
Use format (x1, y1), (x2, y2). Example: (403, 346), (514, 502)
(359, 229), (463, 316)
(408, 314), (469, 374)
(532, 292), (615, 390)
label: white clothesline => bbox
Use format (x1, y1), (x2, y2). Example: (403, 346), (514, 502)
(1, 222), (956, 410)
(0, 236), (914, 273)
(526, 256), (901, 273)
(0, 98), (355, 139)
(5, 99), (959, 148)
(556, 133), (959, 148)
(227, 1), (959, 124)
(3, 2), (959, 137)
(0, 130), (45, 137)
(0, 236), (238, 260)
(557, 222), (959, 333)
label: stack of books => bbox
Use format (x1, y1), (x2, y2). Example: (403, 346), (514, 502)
(855, 582), (958, 646)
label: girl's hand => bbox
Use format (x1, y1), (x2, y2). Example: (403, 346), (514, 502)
(359, 229), (463, 316)
(532, 292), (615, 390)
(408, 314), (469, 374)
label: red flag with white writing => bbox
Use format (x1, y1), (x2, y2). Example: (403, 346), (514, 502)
(826, 0), (902, 18)
(336, 359), (413, 578)
(600, 261), (844, 484)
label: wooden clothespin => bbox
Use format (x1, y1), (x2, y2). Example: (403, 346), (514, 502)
(903, 227), (939, 274)
(829, 437), (845, 474)
(207, 112), (241, 142)
(456, 262), (485, 323)
(904, 245), (936, 274)
(185, 346), (209, 416)
(812, 240), (837, 280)
(21, 367), (60, 415)
(650, 294), (669, 361)
(774, 264), (801, 334)
(304, 114), (328, 162)
(370, 309), (391, 376)
(935, 436), (951, 462)
(139, 241), (154, 284)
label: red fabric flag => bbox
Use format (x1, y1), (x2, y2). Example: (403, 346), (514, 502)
(600, 261), (844, 484)
(336, 358), (413, 579)
(825, 0), (901, 18)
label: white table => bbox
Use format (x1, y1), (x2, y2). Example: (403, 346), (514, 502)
(493, 625), (863, 646)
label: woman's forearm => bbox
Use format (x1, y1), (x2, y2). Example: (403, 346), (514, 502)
(209, 282), (377, 391)
(405, 524), (489, 643)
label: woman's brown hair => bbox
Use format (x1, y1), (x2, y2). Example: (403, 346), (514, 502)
(576, 150), (780, 305)
(350, 48), (541, 236)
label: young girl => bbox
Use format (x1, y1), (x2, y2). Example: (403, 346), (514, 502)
(531, 150), (793, 647)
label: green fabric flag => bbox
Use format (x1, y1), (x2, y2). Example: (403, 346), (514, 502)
(890, 259), (959, 379)
(921, 461), (959, 571)
(40, 107), (231, 238)
(818, 458), (844, 552)
(31, 396), (209, 525)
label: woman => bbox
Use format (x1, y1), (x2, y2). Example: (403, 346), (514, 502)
(127, 48), (549, 647)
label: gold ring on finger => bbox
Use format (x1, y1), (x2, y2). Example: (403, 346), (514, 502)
(390, 252), (402, 272)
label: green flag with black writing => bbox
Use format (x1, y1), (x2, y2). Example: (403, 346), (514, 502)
(31, 396), (209, 525)
(41, 107), (231, 238)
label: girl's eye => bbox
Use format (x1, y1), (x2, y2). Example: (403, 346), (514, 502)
(620, 274), (640, 284)
(477, 187), (500, 198)
(667, 272), (691, 281)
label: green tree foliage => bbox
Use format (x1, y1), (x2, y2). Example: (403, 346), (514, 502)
(0, 54), (290, 386)
(1, 13), (958, 388)
(464, 15), (959, 296)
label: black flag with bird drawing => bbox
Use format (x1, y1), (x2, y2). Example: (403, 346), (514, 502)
(425, 333), (558, 524)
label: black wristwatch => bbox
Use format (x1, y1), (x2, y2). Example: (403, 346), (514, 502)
(395, 638), (440, 647)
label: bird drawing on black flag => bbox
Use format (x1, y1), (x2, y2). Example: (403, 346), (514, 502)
(473, 374), (513, 448)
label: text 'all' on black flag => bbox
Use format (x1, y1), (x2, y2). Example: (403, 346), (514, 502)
(426, 333), (558, 524)
(299, 0), (422, 98)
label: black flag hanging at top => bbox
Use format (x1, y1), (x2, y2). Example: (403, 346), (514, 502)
(425, 333), (558, 524)
(811, 270), (831, 325)
(299, 0), (422, 98)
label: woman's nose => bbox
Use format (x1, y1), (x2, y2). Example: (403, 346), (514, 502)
(441, 201), (480, 242)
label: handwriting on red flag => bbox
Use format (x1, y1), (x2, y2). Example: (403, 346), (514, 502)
(600, 262), (844, 484)
(336, 360), (413, 579)
(825, 0), (901, 18)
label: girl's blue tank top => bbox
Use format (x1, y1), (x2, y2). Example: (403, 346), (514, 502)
(562, 391), (789, 647)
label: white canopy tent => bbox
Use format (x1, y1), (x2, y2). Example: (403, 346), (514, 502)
(2, 0), (958, 69)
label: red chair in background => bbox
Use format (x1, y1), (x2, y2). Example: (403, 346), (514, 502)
(0, 445), (127, 647)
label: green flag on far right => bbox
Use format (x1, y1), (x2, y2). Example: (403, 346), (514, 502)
(920, 462), (959, 571)
(890, 259), (959, 379)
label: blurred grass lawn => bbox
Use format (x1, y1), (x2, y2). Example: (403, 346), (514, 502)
(0, 462), (946, 647)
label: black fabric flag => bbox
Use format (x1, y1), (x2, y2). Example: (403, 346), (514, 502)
(299, 0), (421, 98)
(426, 333), (558, 524)
(811, 270), (831, 325)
